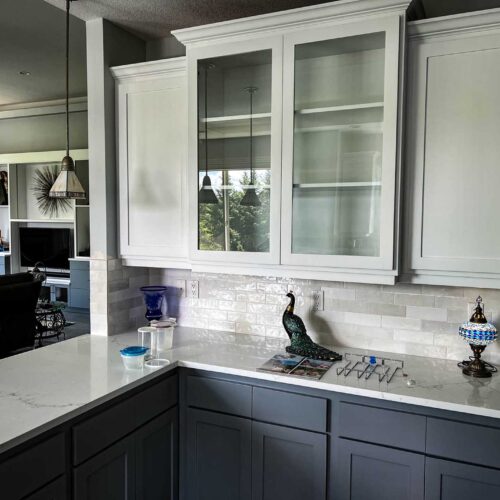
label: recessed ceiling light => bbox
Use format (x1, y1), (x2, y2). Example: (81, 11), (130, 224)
(19, 71), (31, 76)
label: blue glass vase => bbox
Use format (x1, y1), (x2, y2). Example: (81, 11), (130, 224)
(140, 286), (167, 321)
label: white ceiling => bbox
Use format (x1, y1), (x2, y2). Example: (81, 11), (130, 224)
(0, 0), (87, 107)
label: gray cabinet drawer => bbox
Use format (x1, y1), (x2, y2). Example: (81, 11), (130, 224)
(426, 417), (500, 469)
(253, 387), (327, 433)
(186, 375), (252, 417)
(73, 375), (177, 465)
(338, 402), (426, 452)
(0, 434), (66, 500)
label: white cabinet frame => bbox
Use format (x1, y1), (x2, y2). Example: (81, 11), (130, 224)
(404, 12), (500, 287)
(186, 37), (283, 266)
(281, 15), (402, 271)
(113, 58), (190, 269)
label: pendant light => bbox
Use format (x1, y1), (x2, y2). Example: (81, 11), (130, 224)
(49, 0), (86, 200)
(240, 86), (261, 207)
(198, 64), (218, 205)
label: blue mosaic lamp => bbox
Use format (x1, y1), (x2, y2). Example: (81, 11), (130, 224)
(458, 296), (497, 378)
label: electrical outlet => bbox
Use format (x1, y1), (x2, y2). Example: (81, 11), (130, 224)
(188, 280), (199, 299)
(174, 280), (186, 297)
(312, 290), (324, 312)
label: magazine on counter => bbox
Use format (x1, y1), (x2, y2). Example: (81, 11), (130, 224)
(258, 353), (334, 380)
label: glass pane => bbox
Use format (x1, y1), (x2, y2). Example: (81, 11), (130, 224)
(291, 32), (385, 257)
(197, 50), (272, 253)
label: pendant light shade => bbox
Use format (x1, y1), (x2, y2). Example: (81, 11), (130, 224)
(49, 0), (86, 200)
(199, 174), (219, 204)
(240, 187), (261, 207)
(199, 64), (218, 205)
(240, 86), (261, 207)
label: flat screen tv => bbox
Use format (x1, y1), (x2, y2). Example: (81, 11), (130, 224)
(19, 227), (73, 270)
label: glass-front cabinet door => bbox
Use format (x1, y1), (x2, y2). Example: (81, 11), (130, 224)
(188, 38), (282, 265)
(281, 17), (401, 270)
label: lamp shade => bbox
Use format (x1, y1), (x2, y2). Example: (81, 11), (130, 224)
(199, 174), (218, 204)
(49, 156), (86, 199)
(240, 187), (261, 207)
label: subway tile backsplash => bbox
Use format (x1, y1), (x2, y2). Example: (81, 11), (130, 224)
(108, 261), (500, 364)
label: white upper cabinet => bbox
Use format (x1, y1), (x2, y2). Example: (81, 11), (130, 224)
(184, 37), (283, 267)
(405, 10), (500, 288)
(281, 16), (402, 272)
(174, 0), (409, 282)
(113, 58), (190, 268)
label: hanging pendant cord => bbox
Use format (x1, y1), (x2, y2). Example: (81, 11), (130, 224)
(204, 65), (209, 177)
(65, 0), (70, 158)
(249, 90), (253, 184)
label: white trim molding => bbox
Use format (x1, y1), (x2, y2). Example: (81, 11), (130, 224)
(173, 0), (410, 46)
(111, 57), (187, 82)
(0, 97), (87, 120)
(408, 7), (500, 39)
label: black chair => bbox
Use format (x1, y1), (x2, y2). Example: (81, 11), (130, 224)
(0, 273), (42, 357)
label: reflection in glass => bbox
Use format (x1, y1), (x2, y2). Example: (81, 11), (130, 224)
(198, 51), (272, 252)
(291, 32), (385, 257)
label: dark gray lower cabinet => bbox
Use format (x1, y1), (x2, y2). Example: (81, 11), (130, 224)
(425, 458), (500, 500)
(252, 421), (326, 500)
(334, 439), (425, 500)
(186, 408), (251, 500)
(25, 476), (66, 499)
(74, 408), (178, 500)
(136, 407), (178, 500)
(74, 436), (135, 500)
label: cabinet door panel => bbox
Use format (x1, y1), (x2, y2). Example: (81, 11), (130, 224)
(73, 437), (135, 500)
(25, 476), (66, 500)
(188, 37), (283, 266)
(252, 421), (326, 500)
(136, 408), (178, 500)
(407, 30), (500, 277)
(186, 408), (251, 500)
(425, 458), (500, 500)
(334, 439), (424, 500)
(116, 60), (189, 265)
(281, 16), (402, 271)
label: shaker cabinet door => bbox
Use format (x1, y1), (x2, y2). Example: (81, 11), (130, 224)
(73, 437), (135, 500)
(425, 458), (500, 500)
(281, 15), (403, 272)
(252, 421), (327, 500)
(135, 407), (178, 500)
(333, 439), (424, 500)
(186, 408), (251, 500)
(406, 28), (500, 283)
(114, 59), (190, 268)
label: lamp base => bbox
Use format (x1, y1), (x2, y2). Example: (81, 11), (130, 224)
(458, 344), (497, 378)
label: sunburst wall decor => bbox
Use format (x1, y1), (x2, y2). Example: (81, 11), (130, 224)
(32, 166), (72, 217)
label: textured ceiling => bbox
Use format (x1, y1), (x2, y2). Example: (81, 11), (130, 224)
(0, 0), (87, 107)
(42, 0), (500, 40)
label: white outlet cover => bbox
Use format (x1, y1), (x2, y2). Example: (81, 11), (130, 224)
(188, 280), (199, 299)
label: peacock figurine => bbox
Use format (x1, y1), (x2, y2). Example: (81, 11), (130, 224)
(282, 292), (342, 361)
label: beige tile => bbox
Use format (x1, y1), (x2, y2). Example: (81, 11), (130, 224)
(394, 329), (433, 345)
(395, 294), (435, 307)
(382, 316), (422, 331)
(344, 312), (382, 327)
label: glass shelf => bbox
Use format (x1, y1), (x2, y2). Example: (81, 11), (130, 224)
(200, 113), (271, 139)
(296, 101), (384, 115)
(293, 181), (381, 189)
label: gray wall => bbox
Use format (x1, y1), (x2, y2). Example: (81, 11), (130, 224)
(0, 111), (88, 154)
(146, 35), (186, 61)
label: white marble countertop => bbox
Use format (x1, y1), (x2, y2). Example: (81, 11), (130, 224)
(1, 326), (500, 454)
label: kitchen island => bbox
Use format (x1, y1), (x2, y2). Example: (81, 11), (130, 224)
(1, 327), (500, 499)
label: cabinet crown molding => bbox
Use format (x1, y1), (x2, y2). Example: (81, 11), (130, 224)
(111, 57), (186, 81)
(408, 7), (500, 39)
(173, 0), (410, 46)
